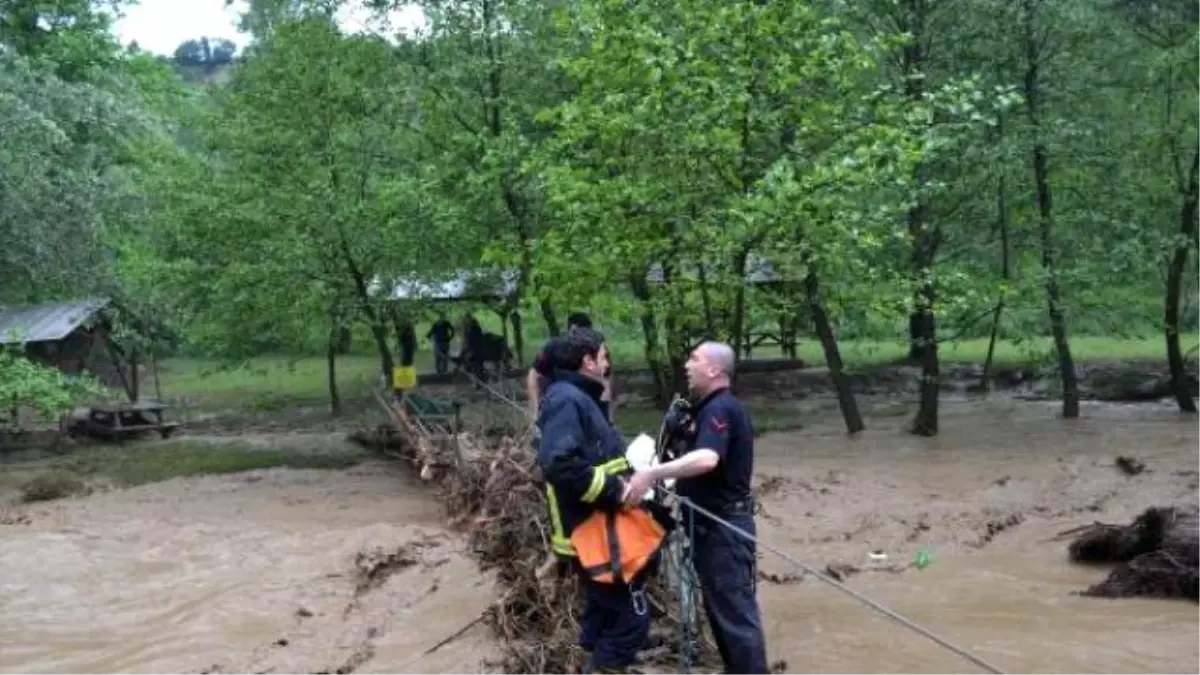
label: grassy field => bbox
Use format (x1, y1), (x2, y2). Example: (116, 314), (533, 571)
(5, 333), (1190, 503)
(156, 334), (1194, 407)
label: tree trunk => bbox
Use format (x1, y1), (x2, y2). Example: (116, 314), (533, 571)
(729, 251), (750, 387)
(981, 298), (1006, 392)
(129, 347), (140, 402)
(368, 322), (395, 386)
(1032, 139), (1078, 419)
(483, 0), (533, 370)
(1023, 0), (1079, 419)
(909, 304), (940, 436)
(327, 319), (341, 416)
(804, 270), (864, 433)
(1165, 146), (1199, 412)
(907, 313), (924, 363)
(510, 309), (525, 368)
(540, 298), (560, 337)
(658, 260), (690, 398)
(630, 273), (668, 405)
(334, 325), (351, 355)
(900, 0), (939, 434)
(981, 116), (1012, 390)
(908, 185), (940, 435)
(696, 261), (717, 339)
(332, 223), (393, 385)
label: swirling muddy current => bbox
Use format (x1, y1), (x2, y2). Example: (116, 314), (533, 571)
(1, 399), (1197, 674)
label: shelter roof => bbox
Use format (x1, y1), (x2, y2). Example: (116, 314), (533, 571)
(370, 269), (519, 302)
(0, 297), (110, 345)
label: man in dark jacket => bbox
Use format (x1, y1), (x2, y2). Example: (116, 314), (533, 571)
(459, 312), (486, 384)
(526, 312), (615, 421)
(621, 341), (768, 674)
(536, 327), (648, 674)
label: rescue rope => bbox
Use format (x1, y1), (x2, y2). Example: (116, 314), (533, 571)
(425, 343), (536, 443)
(674, 500), (700, 673)
(660, 487), (1006, 675)
(404, 346), (1005, 675)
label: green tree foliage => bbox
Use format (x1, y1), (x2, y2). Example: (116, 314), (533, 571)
(149, 15), (466, 380)
(0, 0), (198, 414)
(3, 0), (1195, 429)
(0, 348), (107, 426)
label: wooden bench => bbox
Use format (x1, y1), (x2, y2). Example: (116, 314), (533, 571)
(81, 400), (181, 441)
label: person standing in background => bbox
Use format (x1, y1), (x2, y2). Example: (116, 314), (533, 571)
(459, 312), (485, 383)
(426, 311), (456, 375)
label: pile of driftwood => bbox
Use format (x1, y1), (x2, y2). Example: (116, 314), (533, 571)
(384, 424), (719, 673)
(1064, 505), (1198, 602)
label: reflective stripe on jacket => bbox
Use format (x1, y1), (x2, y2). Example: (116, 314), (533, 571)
(546, 456), (630, 555)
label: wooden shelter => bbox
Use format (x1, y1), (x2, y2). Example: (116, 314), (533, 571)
(0, 297), (180, 440)
(646, 254), (800, 359)
(370, 267), (525, 371)
(0, 297), (136, 393)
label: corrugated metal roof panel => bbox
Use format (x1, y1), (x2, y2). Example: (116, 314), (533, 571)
(0, 297), (110, 344)
(370, 269), (520, 302)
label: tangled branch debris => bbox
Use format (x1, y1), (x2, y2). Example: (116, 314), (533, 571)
(1064, 505), (1198, 602)
(381, 423), (720, 673)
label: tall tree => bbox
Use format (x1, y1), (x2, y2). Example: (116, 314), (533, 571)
(1107, 0), (1199, 412)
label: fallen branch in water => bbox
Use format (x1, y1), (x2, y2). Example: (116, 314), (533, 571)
(424, 613), (486, 656)
(1045, 521), (1117, 543)
(1065, 505), (1199, 602)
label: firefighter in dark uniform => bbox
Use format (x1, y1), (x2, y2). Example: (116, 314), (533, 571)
(535, 327), (653, 674)
(622, 340), (769, 674)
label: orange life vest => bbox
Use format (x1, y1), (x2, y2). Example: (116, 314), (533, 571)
(570, 506), (667, 585)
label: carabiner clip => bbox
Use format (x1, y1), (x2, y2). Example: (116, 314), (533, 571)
(631, 587), (648, 617)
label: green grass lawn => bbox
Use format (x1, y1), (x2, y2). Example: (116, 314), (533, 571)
(10, 333), (1186, 502)
(155, 333), (1194, 407)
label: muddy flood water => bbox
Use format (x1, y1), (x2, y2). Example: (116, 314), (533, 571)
(1, 398), (1197, 674)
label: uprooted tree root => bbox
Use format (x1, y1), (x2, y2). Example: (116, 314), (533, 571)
(393, 427), (722, 673)
(1062, 505), (1198, 602)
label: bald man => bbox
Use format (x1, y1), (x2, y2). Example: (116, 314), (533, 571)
(623, 341), (768, 674)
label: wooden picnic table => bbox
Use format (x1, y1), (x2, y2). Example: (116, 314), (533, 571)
(82, 400), (181, 441)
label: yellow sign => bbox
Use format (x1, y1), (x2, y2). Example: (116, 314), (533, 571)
(392, 365), (417, 390)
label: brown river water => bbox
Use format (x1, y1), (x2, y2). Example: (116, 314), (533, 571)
(1, 398), (1197, 674)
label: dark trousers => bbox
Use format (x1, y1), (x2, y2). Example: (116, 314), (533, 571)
(432, 340), (450, 374)
(577, 566), (654, 672)
(691, 513), (769, 674)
